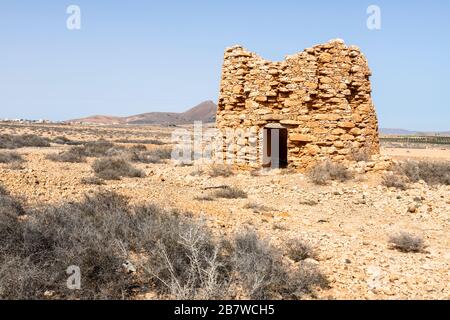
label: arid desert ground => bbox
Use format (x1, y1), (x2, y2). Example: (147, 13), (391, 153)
(0, 123), (449, 300)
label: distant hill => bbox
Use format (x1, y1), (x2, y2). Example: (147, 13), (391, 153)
(380, 128), (450, 136)
(380, 128), (417, 135)
(67, 101), (217, 125)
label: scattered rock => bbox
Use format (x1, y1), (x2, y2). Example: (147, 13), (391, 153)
(122, 261), (137, 274)
(408, 203), (418, 213)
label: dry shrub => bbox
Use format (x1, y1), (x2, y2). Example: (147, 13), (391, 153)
(307, 160), (353, 185)
(0, 134), (50, 149)
(81, 176), (105, 185)
(194, 194), (215, 201)
(128, 144), (147, 152)
(382, 173), (409, 190)
(244, 202), (272, 213)
(48, 140), (125, 162)
(146, 229), (328, 299)
(286, 239), (316, 262)
(130, 147), (172, 164)
(52, 136), (80, 145)
(92, 157), (145, 180)
(0, 190), (328, 300)
(64, 140), (125, 158)
(0, 185), (7, 196)
(142, 217), (229, 300)
(46, 147), (86, 163)
(299, 195), (319, 206)
(0, 191), (145, 299)
(250, 169), (262, 177)
(190, 167), (206, 176)
(392, 160), (450, 186)
(279, 167), (297, 175)
(388, 232), (426, 253)
(231, 231), (328, 299)
(213, 186), (247, 199)
(209, 164), (234, 177)
(8, 162), (25, 170)
(0, 151), (24, 164)
(83, 140), (124, 157)
(350, 147), (371, 162)
(231, 231), (284, 299)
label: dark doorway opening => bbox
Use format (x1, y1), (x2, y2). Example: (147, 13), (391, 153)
(263, 126), (288, 169)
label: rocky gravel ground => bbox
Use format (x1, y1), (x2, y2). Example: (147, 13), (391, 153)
(0, 123), (448, 300)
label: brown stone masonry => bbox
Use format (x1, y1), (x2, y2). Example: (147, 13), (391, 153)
(216, 39), (380, 169)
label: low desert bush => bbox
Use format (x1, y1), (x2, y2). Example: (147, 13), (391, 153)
(142, 217), (229, 300)
(0, 191), (145, 299)
(381, 173), (409, 190)
(388, 232), (425, 253)
(0, 134), (50, 149)
(194, 194), (215, 201)
(350, 147), (371, 162)
(190, 167), (206, 176)
(286, 239), (316, 262)
(231, 231), (284, 299)
(0, 188), (26, 261)
(0, 187), (25, 217)
(244, 202), (272, 213)
(130, 147), (172, 164)
(81, 176), (105, 185)
(147, 228), (328, 299)
(0, 184), (7, 195)
(0, 191), (328, 300)
(128, 144), (147, 152)
(92, 157), (145, 180)
(52, 136), (80, 145)
(307, 160), (353, 185)
(209, 164), (233, 177)
(8, 162), (25, 170)
(0, 151), (23, 164)
(82, 140), (120, 157)
(213, 186), (247, 199)
(250, 169), (262, 177)
(46, 147), (86, 163)
(47, 140), (124, 163)
(231, 231), (328, 299)
(391, 160), (450, 186)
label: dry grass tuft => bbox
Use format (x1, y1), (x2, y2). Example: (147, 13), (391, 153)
(350, 147), (372, 162)
(0, 134), (50, 149)
(0, 151), (24, 164)
(47, 146), (86, 163)
(92, 157), (145, 180)
(391, 160), (450, 186)
(208, 164), (234, 177)
(307, 160), (353, 185)
(244, 202), (272, 213)
(286, 239), (316, 262)
(81, 176), (106, 185)
(130, 147), (172, 164)
(388, 232), (426, 253)
(212, 186), (247, 199)
(382, 173), (409, 190)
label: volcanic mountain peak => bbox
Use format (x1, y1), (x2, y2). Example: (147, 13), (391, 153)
(67, 100), (217, 125)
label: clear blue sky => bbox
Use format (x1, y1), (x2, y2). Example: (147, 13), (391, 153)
(0, 0), (449, 131)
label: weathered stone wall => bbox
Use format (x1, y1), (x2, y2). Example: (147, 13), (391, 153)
(216, 39), (380, 169)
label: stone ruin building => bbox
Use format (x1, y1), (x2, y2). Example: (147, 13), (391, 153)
(216, 39), (380, 170)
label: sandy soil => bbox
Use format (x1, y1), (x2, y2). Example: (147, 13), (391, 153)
(383, 147), (450, 161)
